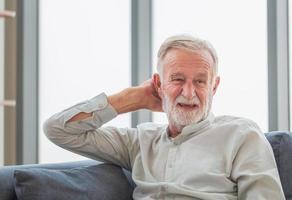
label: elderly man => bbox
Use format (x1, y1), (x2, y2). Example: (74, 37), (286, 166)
(44, 35), (285, 199)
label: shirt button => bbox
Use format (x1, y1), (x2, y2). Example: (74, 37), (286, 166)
(97, 103), (106, 110)
(161, 185), (168, 191)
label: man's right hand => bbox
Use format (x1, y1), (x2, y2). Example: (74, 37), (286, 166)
(139, 78), (163, 112)
(108, 76), (163, 114)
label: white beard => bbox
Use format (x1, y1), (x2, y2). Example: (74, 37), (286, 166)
(163, 92), (213, 131)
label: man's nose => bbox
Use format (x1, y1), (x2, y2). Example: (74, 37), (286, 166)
(181, 82), (196, 99)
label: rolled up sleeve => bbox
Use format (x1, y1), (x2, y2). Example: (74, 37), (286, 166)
(43, 93), (138, 170)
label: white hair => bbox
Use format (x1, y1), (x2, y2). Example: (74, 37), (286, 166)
(157, 34), (218, 78)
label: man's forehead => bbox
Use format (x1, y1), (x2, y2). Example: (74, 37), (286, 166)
(163, 49), (213, 65)
(161, 48), (215, 73)
(164, 50), (213, 64)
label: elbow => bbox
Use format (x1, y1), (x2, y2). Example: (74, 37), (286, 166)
(42, 115), (63, 142)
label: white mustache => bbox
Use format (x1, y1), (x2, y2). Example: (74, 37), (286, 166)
(175, 95), (200, 105)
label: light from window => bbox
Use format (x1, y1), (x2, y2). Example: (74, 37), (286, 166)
(39, 0), (130, 163)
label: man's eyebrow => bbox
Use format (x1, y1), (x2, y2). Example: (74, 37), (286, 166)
(170, 73), (184, 77)
(170, 73), (185, 79)
(196, 73), (208, 79)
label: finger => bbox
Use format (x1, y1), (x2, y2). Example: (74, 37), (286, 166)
(152, 90), (161, 99)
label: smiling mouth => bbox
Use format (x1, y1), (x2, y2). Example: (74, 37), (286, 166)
(177, 103), (198, 109)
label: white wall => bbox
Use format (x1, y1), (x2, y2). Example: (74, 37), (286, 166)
(0, 0), (5, 166)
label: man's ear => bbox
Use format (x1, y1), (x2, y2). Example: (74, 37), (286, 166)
(212, 76), (220, 95)
(153, 73), (162, 98)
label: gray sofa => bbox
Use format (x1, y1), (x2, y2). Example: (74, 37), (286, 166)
(0, 131), (291, 200)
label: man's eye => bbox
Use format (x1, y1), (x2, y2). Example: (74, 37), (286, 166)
(196, 80), (205, 84)
(172, 78), (184, 82)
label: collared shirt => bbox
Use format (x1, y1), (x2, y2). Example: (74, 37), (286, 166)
(43, 93), (286, 200)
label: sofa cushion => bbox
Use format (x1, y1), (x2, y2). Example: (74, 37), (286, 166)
(265, 131), (292, 199)
(13, 163), (134, 200)
(0, 160), (100, 200)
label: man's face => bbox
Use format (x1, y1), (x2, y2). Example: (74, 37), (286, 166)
(158, 48), (219, 130)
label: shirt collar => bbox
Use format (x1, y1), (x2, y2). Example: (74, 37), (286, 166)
(166, 112), (215, 144)
(181, 112), (215, 135)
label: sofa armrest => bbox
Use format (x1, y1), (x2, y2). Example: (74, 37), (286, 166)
(265, 131), (292, 199)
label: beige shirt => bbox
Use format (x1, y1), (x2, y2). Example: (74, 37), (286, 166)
(43, 93), (285, 200)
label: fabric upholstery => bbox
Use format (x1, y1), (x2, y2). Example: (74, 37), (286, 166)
(0, 160), (98, 200)
(265, 131), (292, 199)
(13, 164), (134, 200)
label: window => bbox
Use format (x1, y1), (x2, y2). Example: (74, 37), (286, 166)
(39, 0), (131, 163)
(152, 0), (268, 131)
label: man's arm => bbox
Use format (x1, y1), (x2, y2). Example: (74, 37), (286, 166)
(231, 124), (285, 199)
(68, 78), (162, 122)
(43, 78), (162, 169)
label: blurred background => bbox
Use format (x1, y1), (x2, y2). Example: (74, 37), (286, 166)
(0, 0), (290, 166)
